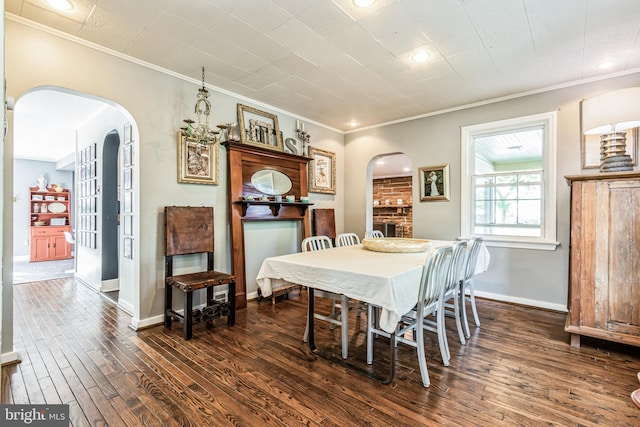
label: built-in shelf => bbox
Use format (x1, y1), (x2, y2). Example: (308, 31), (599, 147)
(235, 200), (313, 217)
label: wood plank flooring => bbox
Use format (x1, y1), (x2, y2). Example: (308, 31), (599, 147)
(2, 277), (640, 426)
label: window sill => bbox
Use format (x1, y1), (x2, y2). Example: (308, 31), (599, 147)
(463, 236), (560, 251)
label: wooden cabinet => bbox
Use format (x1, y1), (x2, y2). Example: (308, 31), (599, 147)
(565, 172), (640, 347)
(29, 186), (72, 262)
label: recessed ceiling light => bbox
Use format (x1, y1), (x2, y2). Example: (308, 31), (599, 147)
(598, 61), (615, 69)
(347, 120), (359, 127)
(376, 160), (385, 165)
(353, 0), (376, 7)
(411, 51), (430, 63)
(402, 167), (411, 172)
(47, 0), (73, 11)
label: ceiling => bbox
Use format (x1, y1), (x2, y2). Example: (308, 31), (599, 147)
(7, 0), (640, 134)
(7, 0), (640, 176)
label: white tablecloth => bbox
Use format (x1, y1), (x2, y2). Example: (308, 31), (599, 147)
(256, 240), (489, 333)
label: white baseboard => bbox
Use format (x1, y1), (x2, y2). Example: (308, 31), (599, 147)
(101, 279), (119, 292)
(117, 299), (134, 316)
(1, 351), (21, 365)
(13, 255), (29, 262)
(474, 290), (568, 312)
(130, 315), (164, 330)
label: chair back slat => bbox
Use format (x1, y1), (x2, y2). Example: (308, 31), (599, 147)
(445, 240), (468, 293)
(417, 245), (453, 313)
(364, 230), (384, 239)
(462, 237), (484, 281)
(302, 235), (333, 252)
(336, 232), (360, 247)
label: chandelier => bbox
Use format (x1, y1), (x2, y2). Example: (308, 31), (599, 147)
(180, 67), (218, 145)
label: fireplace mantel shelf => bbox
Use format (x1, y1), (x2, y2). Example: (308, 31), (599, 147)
(234, 200), (313, 217)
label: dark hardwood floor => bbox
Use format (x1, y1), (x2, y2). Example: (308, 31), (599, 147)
(2, 277), (640, 426)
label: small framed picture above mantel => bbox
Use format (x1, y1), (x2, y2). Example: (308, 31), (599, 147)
(237, 104), (283, 152)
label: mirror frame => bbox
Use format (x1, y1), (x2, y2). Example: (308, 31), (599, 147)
(237, 104), (283, 152)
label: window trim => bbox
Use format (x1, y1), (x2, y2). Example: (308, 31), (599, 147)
(461, 112), (559, 251)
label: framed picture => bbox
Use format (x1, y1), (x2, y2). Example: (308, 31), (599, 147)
(308, 146), (336, 194)
(581, 127), (638, 169)
(124, 123), (132, 144)
(419, 164), (450, 201)
(177, 133), (218, 185)
(237, 103), (283, 151)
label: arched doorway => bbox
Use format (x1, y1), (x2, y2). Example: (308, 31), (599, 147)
(11, 87), (137, 310)
(367, 153), (414, 238)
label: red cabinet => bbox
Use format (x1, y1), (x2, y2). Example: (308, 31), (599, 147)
(30, 226), (71, 261)
(29, 186), (72, 262)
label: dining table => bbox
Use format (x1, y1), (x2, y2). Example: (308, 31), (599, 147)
(255, 239), (490, 382)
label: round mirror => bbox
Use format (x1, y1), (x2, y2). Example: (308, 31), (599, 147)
(251, 169), (292, 195)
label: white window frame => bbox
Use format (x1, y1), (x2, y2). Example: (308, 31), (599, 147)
(461, 112), (559, 251)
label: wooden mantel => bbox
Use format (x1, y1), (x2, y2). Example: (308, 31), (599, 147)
(223, 141), (313, 309)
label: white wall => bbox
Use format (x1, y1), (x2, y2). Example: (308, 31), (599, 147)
(12, 159), (73, 258)
(3, 18), (344, 332)
(344, 72), (640, 311)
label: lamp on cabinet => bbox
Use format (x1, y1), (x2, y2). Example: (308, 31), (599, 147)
(582, 87), (640, 172)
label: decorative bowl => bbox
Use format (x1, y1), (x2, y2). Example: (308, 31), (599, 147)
(362, 238), (431, 253)
(33, 221), (46, 226)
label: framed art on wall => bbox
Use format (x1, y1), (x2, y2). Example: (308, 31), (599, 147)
(419, 164), (450, 201)
(237, 103), (283, 151)
(177, 133), (218, 185)
(308, 146), (336, 194)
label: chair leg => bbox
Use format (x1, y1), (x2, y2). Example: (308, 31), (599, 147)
(469, 283), (480, 327)
(414, 321), (430, 387)
(436, 304), (450, 366)
(453, 289), (466, 345)
(164, 283), (173, 328)
(184, 291), (193, 340)
(461, 283), (471, 339)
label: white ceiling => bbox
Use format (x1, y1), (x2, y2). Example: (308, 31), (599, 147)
(7, 0), (640, 167)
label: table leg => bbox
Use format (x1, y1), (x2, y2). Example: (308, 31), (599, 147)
(340, 295), (349, 359)
(308, 288), (315, 351)
(228, 282), (236, 326)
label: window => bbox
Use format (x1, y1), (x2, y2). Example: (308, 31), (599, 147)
(461, 112), (559, 250)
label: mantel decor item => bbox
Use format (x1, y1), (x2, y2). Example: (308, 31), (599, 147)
(419, 164), (450, 201)
(308, 146), (336, 194)
(237, 103), (283, 151)
(581, 87), (640, 172)
(180, 66), (219, 146)
(177, 132), (218, 185)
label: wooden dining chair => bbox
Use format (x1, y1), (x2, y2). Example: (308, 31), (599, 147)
(366, 244), (453, 387)
(301, 235), (350, 359)
(460, 237), (484, 339)
(164, 206), (236, 340)
(364, 230), (384, 239)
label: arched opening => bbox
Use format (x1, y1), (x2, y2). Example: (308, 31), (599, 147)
(11, 87), (137, 310)
(366, 153), (414, 238)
